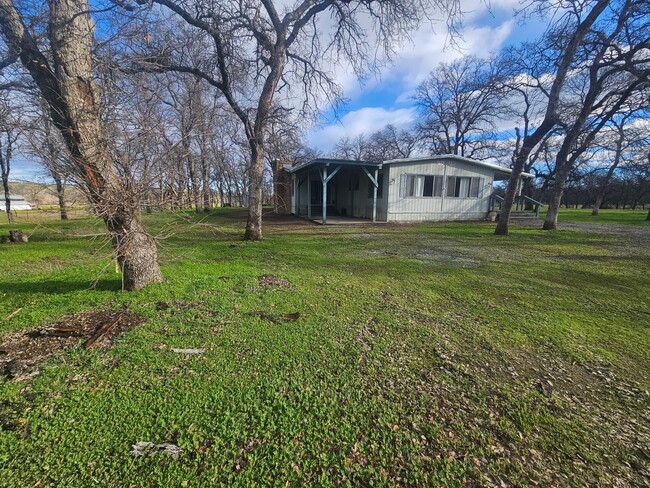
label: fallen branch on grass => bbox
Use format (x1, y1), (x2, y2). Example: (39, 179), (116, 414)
(85, 313), (124, 349)
(3, 308), (22, 321)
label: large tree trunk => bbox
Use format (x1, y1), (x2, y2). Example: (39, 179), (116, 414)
(591, 195), (603, 216)
(245, 142), (264, 240)
(495, 149), (530, 235)
(0, 0), (163, 290)
(646, 207), (650, 221)
(543, 159), (573, 230)
(107, 210), (162, 290)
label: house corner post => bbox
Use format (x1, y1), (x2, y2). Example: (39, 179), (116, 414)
(372, 168), (378, 222)
(322, 166), (328, 225)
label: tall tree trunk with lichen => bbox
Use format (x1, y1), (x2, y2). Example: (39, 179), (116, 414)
(244, 46), (286, 241)
(0, 0), (162, 290)
(244, 139), (265, 240)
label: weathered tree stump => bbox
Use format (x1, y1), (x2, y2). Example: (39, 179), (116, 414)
(8, 230), (28, 243)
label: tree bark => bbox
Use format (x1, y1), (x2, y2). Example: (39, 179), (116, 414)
(1, 165), (11, 223)
(200, 155), (211, 212)
(495, 144), (538, 235)
(51, 168), (68, 220)
(0, 134), (12, 223)
(543, 157), (574, 230)
(244, 142), (264, 240)
(0, 0), (163, 290)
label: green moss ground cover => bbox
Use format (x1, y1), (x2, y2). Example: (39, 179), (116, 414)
(1, 209), (648, 486)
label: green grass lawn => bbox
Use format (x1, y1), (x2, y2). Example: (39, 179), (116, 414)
(543, 207), (649, 225)
(1, 209), (649, 486)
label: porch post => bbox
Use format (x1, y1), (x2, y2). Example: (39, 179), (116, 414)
(362, 166), (379, 223)
(307, 171), (312, 219)
(322, 166), (328, 225)
(372, 168), (378, 223)
(291, 173), (296, 214)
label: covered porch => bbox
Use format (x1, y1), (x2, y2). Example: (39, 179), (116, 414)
(286, 159), (386, 224)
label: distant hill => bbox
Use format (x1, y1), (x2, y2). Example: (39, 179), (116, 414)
(5, 181), (84, 208)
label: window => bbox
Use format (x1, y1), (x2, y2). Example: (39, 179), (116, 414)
(402, 174), (443, 197)
(446, 176), (483, 198)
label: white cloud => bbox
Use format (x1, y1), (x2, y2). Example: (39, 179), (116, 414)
(307, 106), (418, 151)
(308, 14), (517, 153)
(381, 18), (516, 99)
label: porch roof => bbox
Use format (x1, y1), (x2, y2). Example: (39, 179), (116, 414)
(284, 158), (382, 173)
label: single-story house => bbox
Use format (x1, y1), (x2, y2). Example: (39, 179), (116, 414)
(1, 194), (33, 211)
(282, 155), (532, 223)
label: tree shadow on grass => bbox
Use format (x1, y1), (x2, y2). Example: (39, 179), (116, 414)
(0, 278), (123, 295)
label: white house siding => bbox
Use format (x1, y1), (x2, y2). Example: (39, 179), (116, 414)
(385, 159), (494, 222)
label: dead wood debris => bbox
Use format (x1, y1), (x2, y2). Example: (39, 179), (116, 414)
(171, 348), (206, 354)
(3, 308), (22, 322)
(2, 230), (29, 243)
(257, 275), (291, 289)
(0, 309), (143, 380)
(130, 441), (182, 459)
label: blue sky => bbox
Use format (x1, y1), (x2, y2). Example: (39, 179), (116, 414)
(307, 0), (547, 152)
(11, 0), (547, 182)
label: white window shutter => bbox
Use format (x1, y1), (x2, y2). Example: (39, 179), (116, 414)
(399, 174), (407, 197)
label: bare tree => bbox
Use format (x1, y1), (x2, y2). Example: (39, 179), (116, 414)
(332, 134), (372, 160)
(542, 0), (650, 230)
(0, 0), (163, 290)
(416, 56), (505, 158)
(331, 124), (418, 161)
(368, 124), (418, 160)
(495, 0), (612, 235)
(116, 0), (458, 240)
(591, 110), (649, 215)
(19, 98), (72, 220)
(0, 93), (18, 222)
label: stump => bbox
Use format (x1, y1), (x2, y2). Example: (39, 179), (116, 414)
(8, 230), (28, 243)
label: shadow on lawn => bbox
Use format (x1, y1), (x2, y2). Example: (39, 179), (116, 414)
(0, 278), (123, 295)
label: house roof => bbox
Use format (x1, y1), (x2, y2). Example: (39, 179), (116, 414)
(284, 158), (382, 173)
(383, 154), (533, 179)
(285, 155), (532, 179)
